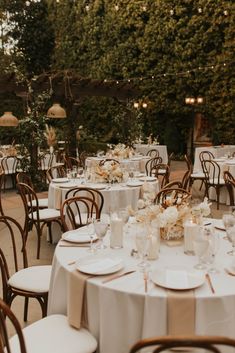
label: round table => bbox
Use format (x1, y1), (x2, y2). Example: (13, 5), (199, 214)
(48, 178), (159, 243)
(48, 218), (235, 353)
(133, 144), (168, 164)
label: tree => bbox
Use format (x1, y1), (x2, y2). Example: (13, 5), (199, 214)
(3, 0), (55, 77)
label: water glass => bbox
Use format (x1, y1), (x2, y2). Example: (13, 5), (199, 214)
(193, 231), (209, 270)
(94, 219), (108, 249)
(135, 223), (149, 270)
(86, 218), (96, 253)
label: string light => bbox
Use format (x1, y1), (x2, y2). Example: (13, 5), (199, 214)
(100, 61), (229, 86)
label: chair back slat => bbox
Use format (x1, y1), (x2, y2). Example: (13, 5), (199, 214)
(0, 298), (27, 353)
(61, 196), (99, 231)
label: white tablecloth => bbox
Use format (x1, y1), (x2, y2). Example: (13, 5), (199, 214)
(48, 179), (159, 242)
(48, 218), (235, 353)
(193, 146), (235, 173)
(134, 144), (168, 163)
(86, 156), (150, 173)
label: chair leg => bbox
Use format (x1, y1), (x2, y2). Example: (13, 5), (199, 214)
(24, 297), (29, 322)
(35, 224), (42, 259)
(216, 186), (220, 210)
(199, 179), (204, 191)
(47, 223), (53, 244)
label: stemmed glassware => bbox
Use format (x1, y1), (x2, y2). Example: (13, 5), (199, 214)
(86, 217), (96, 253)
(193, 229), (209, 270)
(226, 216), (235, 255)
(93, 219), (108, 249)
(206, 227), (220, 273)
(222, 212), (235, 243)
(135, 223), (149, 271)
(118, 208), (129, 233)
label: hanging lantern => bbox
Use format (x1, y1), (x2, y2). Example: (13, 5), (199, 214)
(0, 112), (19, 127)
(46, 103), (67, 118)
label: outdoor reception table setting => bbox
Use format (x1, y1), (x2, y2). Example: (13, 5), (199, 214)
(47, 161), (159, 243)
(47, 203), (235, 353)
(193, 145), (235, 174)
(133, 143), (168, 164)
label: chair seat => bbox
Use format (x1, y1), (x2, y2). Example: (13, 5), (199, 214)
(191, 172), (205, 178)
(8, 265), (51, 293)
(209, 178), (226, 185)
(30, 208), (61, 221)
(10, 314), (97, 353)
(157, 169), (166, 174)
(31, 198), (48, 208)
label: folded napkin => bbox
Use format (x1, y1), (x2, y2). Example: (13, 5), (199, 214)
(167, 289), (195, 335)
(54, 187), (62, 210)
(68, 270), (90, 329)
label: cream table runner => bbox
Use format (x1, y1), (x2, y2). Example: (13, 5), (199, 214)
(167, 289), (195, 335)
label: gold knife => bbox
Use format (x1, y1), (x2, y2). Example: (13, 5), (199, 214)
(206, 273), (215, 294)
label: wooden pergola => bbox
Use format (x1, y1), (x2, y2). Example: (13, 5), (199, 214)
(0, 71), (140, 101)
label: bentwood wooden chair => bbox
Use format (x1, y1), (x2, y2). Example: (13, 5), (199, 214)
(0, 298), (97, 353)
(146, 149), (159, 158)
(224, 170), (235, 206)
(0, 216), (51, 322)
(184, 154), (206, 191)
(60, 196), (100, 232)
(154, 188), (191, 208)
(17, 183), (61, 259)
(63, 155), (81, 170)
(16, 172), (48, 209)
(65, 187), (104, 219)
(149, 163), (170, 188)
(145, 157), (162, 176)
(202, 160), (226, 210)
(129, 335), (235, 353)
(163, 170), (191, 192)
(0, 170), (5, 215)
(1, 156), (20, 190)
(46, 165), (67, 183)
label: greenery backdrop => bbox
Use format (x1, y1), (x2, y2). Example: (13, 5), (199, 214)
(0, 0), (234, 154)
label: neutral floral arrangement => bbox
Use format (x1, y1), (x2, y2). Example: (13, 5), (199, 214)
(134, 193), (211, 241)
(94, 160), (125, 183)
(107, 143), (134, 159)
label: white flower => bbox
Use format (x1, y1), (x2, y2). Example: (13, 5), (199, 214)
(137, 199), (146, 209)
(158, 206), (179, 227)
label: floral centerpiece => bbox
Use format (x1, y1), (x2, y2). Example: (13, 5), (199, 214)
(107, 143), (134, 159)
(94, 160), (126, 183)
(133, 192), (211, 241)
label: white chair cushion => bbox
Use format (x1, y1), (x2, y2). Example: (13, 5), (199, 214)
(8, 265), (51, 293)
(34, 198), (48, 208)
(30, 208), (60, 221)
(209, 178), (225, 185)
(10, 314), (97, 353)
(191, 172), (205, 178)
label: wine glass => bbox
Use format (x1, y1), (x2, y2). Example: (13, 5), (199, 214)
(223, 213), (235, 242)
(86, 217), (96, 253)
(93, 219), (108, 249)
(135, 223), (149, 270)
(206, 227), (220, 273)
(193, 232), (209, 270)
(227, 223), (235, 256)
(118, 208), (129, 233)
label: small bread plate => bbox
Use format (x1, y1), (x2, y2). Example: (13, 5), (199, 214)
(126, 181), (144, 187)
(76, 256), (124, 275)
(88, 183), (107, 190)
(150, 268), (205, 290)
(139, 176), (157, 182)
(52, 178), (69, 183)
(62, 228), (98, 243)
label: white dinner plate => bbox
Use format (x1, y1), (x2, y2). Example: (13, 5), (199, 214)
(226, 161), (235, 165)
(62, 228), (98, 243)
(59, 182), (80, 188)
(126, 181), (144, 187)
(87, 183), (107, 190)
(150, 268), (205, 290)
(131, 157), (142, 161)
(139, 176), (157, 182)
(52, 178), (69, 183)
(76, 256), (124, 275)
